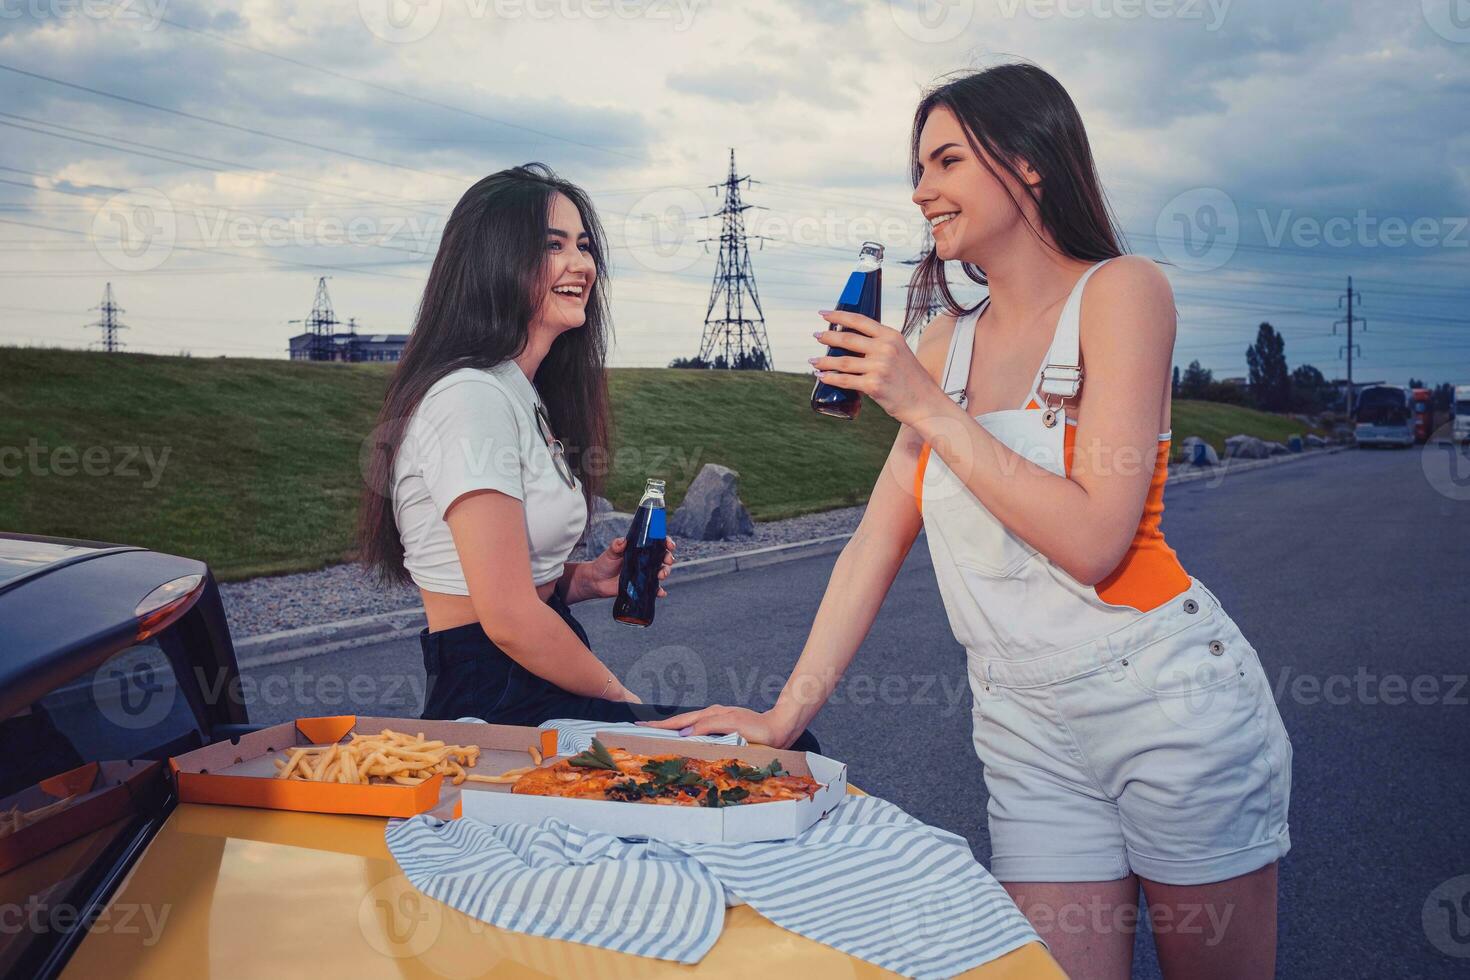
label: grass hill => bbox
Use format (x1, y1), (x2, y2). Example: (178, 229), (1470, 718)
(1, 348), (1322, 580)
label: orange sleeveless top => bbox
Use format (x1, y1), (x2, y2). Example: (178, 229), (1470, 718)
(914, 404), (1190, 613)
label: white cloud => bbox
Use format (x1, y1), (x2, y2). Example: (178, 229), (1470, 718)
(0, 0), (1464, 382)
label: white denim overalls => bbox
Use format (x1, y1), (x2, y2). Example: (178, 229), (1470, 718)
(919, 260), (1293, 885)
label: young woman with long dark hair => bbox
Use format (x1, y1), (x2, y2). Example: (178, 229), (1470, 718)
(649, 67), (1291, 978)
(358, 163), (821, 750)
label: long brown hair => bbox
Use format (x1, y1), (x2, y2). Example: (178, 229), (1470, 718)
(357, 163), (610, 585)
(904, 63), (1127, 335)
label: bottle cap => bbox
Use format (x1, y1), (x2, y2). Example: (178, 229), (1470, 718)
(859, 241), (885, 262)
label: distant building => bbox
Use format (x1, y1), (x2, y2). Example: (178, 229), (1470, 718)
(287, 331), (409, 363)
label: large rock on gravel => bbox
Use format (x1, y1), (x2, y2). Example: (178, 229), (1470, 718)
(1225, 434), (1270, 460)
(1306, 433), (1329, 448)
(1265, 440), (1290, 456)
(1180, 435), (1219, 467)
(669, 464), (755, 541)
(585, 510), (633, 555)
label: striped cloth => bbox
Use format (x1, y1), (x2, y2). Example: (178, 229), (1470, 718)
(386, 793), (1038, 976)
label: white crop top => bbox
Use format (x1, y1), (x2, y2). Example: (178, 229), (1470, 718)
(391, 362), (588, 594)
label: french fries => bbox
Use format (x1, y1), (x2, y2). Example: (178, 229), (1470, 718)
(272, 728), (484, 786)
(464, 766), (534, 785)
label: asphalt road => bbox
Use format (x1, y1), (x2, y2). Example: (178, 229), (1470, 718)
(242, 445), (1470, 978)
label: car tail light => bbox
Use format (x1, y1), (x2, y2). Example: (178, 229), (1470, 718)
(134, 574), (206, 641)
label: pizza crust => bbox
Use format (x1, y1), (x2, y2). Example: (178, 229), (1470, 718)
(511, 747), (820, 808)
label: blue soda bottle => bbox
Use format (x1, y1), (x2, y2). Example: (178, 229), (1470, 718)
(811, 241), (884, 420)
(613, 478), (668, 627)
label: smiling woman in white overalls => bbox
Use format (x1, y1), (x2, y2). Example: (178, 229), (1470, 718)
(649, 64), (1293, 979)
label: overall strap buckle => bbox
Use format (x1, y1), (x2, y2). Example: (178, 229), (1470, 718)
(1038, 363), (1083, 399)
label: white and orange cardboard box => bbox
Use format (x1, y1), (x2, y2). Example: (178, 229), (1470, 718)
(168, 715), (849, 842)
(459, 731), (849, 843)
(167, 715), (555, 820)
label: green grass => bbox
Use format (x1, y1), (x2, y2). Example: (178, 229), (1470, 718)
(604, 368), (899, 520)
(1169, 400), (1327, 460)
(0, 349), (393, 580)
(0, 348), (1323, 580)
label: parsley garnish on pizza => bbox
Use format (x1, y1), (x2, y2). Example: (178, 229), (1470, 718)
(512, 738), (820, 808)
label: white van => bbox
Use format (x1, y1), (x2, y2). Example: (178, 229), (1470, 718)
(1354, 385), (1415, 447)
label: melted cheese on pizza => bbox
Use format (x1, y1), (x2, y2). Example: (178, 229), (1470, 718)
(511, 746), (820, 808)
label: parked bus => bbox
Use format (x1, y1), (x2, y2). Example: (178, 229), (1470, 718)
(1354, 385), (1415, 447)
(1410, 388), (1433, 444)
(1455, 385), (1470, 444)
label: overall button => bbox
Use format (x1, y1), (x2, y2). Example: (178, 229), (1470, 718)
(1183, 598), (1199, 614)
(1208, 640), (1225, 656)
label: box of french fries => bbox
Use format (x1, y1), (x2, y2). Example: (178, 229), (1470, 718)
(167, 715), (561, 820)
(0, 759), (166, 874)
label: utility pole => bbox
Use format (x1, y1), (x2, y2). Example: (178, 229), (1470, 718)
(1334, 276), (1365, 417)
(86, 282), (128, 352)
(697, 149), (773, 370)
(901, 230), (941, 325)
(289, 277), (341, 362)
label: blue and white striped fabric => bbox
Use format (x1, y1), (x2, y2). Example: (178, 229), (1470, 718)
(386, 794), (1039, 976)
(388, 813), (728, 962)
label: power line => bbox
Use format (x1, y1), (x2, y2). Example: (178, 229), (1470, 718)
(85, 282), (126, 352)
(126, 4), (642, 163)
(287, 277), (342, 361)
(1334, 276), (1364, 415)
(694, 150), (773, 370)
(0, 62), (475, 185)
(0, 114), (448, 217)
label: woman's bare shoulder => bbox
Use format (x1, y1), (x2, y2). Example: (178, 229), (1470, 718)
(1090, 256), (1174, 311)
(1084, 255), (1176, 347)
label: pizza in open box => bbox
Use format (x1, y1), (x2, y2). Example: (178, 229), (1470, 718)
(512, 739), (820, 808)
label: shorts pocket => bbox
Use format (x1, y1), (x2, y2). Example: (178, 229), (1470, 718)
(1125, 620), (1245, 697)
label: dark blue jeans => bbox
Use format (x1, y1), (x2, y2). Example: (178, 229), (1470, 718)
(419, 592), (821, 754)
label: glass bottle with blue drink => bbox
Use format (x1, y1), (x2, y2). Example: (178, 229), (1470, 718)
(810, 241), (884, 420)
(613, 478), (668, 627)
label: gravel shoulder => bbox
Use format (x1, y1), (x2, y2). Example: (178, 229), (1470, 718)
(220, 446), (1345, 640)
(220, 505), (867, 639)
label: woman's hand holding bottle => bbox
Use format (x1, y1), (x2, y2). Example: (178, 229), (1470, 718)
(574, 534), (676, 602)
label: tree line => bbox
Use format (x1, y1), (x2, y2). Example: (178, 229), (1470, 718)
(1176, 322), (1455, 416)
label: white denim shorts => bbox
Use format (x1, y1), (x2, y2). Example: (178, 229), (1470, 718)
(967, 579), (1293, 886)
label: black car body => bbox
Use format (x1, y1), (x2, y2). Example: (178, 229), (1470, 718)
(0, 533), (246, 978)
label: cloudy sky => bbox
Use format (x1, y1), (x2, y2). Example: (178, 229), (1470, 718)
(1, 0), (1467, 386)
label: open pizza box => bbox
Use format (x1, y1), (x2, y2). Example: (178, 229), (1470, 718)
(168, 716), (848, 842)
(168, 715), (556, 820)
(458, 731), (849, 844)
(0, 759), (166, 874)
